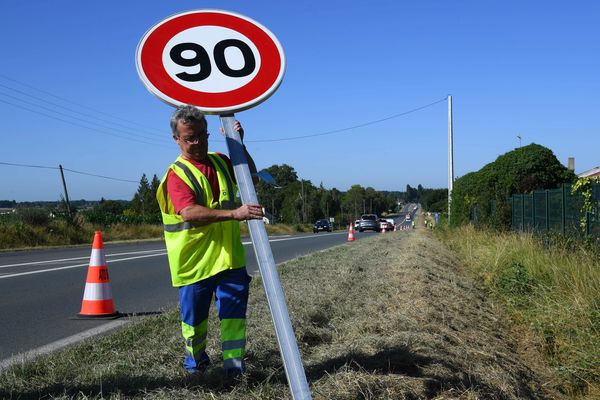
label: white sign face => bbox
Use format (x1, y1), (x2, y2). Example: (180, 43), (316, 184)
(136, 9), (285, 114)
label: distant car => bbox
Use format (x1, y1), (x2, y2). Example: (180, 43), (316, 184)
(405, 213), (411, 221)
(378, 218), (390, 231)
(385, 218), (395, 230)
(358, 214), (380, 232)
(313, 219), (332, 233)
(355, 219), (360, 230)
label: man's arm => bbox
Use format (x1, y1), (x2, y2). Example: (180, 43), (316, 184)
(180, 203), (263, 223)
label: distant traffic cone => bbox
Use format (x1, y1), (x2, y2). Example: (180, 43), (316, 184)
(393, 224), (397, 232)
(381, 223), (386, 234)
(76, 231), (119, 319)
(347, 222), (355, 241)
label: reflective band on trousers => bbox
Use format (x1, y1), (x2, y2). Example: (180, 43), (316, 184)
(185, 334), (208, 348)
(222, 339), (246, 351)
(83, 282), (112, 300)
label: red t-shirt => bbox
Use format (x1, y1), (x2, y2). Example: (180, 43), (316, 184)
(167, 153), (235, 214)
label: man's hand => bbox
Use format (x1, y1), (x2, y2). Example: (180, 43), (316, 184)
(232, 204), (263, 221)
(220, 120), (244, 142)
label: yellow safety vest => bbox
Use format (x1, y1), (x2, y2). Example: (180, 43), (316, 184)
(156, 153), (245, 287)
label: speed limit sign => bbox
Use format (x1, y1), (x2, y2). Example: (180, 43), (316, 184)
(136, 9), (285, 114)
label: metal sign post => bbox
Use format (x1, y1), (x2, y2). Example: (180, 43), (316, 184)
(220, 115), (311, 400)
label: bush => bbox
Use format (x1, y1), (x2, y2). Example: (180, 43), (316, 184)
(16, 207), (50, 225)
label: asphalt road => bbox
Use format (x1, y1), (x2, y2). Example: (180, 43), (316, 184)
(0, 229), (381, 364)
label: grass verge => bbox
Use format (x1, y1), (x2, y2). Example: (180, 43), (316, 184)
(0, 228), (562, 399)
(435, 224), (600, 398)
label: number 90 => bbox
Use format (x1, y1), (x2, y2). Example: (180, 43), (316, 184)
(169, 39), (256, 82)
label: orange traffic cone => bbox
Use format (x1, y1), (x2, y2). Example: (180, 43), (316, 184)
(393, 224), (397, 232)
(347, 222), (355, 241)
(381, 223), (386, 234)
(76, 231), (120, 319)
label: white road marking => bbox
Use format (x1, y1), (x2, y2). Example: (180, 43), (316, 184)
(0, 249), (165, 269)
(0, 232), (346, 280)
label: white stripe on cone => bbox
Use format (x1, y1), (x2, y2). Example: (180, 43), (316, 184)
(89, 249), (106, 267)
(83, 282), (113, 301)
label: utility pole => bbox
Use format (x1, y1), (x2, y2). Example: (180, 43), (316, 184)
(517, 134), (522, 148)
(58, 164), (72, 219)
(272, 197), (275, 224)
(448, 95), (454, 223)
(301, 180), (305, 223)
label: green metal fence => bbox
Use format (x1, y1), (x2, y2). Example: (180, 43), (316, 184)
(511, 183), (600, 238)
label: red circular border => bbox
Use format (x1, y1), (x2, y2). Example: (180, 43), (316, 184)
(139, 11), (282, 109)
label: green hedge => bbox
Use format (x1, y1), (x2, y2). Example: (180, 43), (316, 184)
(451, 144), (575, 229)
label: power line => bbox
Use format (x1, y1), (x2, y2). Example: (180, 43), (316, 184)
(0, 90), (169, 145)
(0, 98), (167, 147)
(0, 161), (138, 183)
(0, 83), (167, 142)
(1, 96), (449, 187)
(0, 161), (56, 170)
(0, 83), (164, 144)
(244, 97), (448, 143)
(0, 74), (446, 145)
(0, 74), (166, 135)
(62, 167), (138, 183)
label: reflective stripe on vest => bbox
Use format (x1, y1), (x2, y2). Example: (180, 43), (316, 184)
(208, 153), (236, 210)
(173, 161), (204, 206)
(163, 221), (210, 233)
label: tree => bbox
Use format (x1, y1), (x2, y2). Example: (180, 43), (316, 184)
(131, 174), (151, 214)
(342, 185), (365, 221)
(450, 143), (576, 228)
(256, 164), (299, 223)
(147, 174), (161, 214)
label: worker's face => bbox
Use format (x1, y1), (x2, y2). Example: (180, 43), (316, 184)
(174, 120), (209, 161)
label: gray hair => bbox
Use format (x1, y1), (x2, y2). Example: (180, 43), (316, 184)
(170, 105), (207, 136)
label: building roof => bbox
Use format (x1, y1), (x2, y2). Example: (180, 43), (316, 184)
(578, 166), (600, 178)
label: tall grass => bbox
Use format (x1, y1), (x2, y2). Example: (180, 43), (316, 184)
(436, 225), (600, 397)
(0, 215), (315, 250)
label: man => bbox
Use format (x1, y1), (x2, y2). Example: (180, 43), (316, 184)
(156, 105), (263, 376)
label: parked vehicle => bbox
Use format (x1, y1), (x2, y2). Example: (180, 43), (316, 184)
(358, 214), (380, 232)
(313, 219), (332, 233)
(355, 219), (360, 230)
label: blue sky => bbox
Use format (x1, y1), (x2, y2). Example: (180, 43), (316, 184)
(1, 1), (598, 201)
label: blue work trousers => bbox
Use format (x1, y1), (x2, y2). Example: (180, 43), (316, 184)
(179, 267), (251, 374)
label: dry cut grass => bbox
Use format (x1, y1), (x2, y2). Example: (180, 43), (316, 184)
(0, 227), (563, 399)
